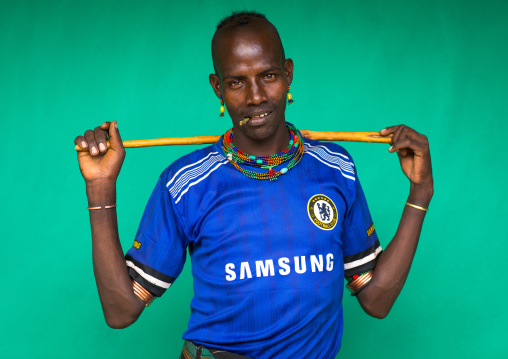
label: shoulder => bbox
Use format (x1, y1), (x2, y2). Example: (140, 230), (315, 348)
(303, 137), (354, 161)
(161, 143), (227, 185)
(159, 142), (228, 204)
(302, 137), (356, 181)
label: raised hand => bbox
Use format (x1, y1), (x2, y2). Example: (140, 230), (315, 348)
(74, 121), (126, 184)
(357, 125), (434, 318)
(380, 125), (433, 191)
(74, 122), (145, 325)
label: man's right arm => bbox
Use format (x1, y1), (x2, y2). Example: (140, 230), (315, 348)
(75, 121), (145, 328)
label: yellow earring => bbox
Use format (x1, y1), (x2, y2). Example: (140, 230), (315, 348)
(287, 86), (294, 104)
(219, 95), (225, 117)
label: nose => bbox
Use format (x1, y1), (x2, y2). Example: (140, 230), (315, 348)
(245, 79), (268, 106)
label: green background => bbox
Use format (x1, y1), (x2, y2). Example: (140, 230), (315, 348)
(1, 0), (507, 357)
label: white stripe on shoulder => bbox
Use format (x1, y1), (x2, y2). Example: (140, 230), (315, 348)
(168, 153), (225, 198)
(304, 142), (351, 160)
(166, 151), (220, 187)
(304, 143), (356, 181)
(126, 260), (172, 289)
(343, 245), (383, 270)
(304, 143), (355, 173)
(174, 159), (228, 204)
(305, 151), (356, 181)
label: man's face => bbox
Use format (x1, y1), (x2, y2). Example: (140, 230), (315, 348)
(210, 23), (293, 147)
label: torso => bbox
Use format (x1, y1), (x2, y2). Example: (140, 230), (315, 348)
(167, 137), (358, 358)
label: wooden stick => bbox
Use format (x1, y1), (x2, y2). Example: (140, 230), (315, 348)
(301, 131), (391, 143)
(75, 131), (391, 151)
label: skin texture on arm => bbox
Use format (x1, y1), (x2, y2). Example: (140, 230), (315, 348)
(356, 125), (434, 319)
(75, 122), (145, 328)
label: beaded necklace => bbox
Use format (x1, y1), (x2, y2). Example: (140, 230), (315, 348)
(221, 122), (305, 181)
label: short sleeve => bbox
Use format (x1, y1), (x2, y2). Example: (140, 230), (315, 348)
(125, 176), (189, 297)
(342, 176), (382, 278)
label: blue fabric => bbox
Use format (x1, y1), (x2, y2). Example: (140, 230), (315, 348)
(125, 133), (380, 358)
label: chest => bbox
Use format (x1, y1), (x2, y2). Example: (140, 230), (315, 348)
(184, 160), (351, 281)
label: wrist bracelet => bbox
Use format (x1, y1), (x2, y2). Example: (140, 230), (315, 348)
(405, 202), (428, 212)
(87, 204), (117, 210)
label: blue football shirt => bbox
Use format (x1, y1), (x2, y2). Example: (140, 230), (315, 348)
(125, 130), (382, 358)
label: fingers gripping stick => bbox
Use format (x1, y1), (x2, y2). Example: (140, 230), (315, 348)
(380, 125), (432, 187)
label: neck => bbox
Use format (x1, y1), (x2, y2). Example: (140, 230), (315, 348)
(231, 121), (290, 156)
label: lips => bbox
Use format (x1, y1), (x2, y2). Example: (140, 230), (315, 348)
(241, 111), (273, 126)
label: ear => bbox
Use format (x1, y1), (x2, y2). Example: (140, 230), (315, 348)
(284, 58), (294, 86)
(209, 74), (222, 99)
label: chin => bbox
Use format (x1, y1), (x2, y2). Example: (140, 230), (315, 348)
(240, 115), (280, 136)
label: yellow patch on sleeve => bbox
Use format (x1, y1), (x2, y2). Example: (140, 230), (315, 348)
(367, 224), (375, 237)
(133, 240), (142, 249)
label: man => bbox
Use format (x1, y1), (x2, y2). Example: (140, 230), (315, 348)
(74, 11), (433, 359)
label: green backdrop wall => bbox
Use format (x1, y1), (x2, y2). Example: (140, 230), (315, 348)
(1, 0), (507, 358)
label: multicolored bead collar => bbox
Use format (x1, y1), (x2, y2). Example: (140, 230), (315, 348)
(221, 122), (304, 181)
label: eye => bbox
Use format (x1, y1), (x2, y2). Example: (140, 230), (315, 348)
(229, 79), (243, 88)
(264, 73), (276, 80)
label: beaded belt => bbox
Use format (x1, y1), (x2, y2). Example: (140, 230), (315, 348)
(180, 341), (253, 359)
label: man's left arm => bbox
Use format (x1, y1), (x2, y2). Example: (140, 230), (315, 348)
(356, 124), (433, 319)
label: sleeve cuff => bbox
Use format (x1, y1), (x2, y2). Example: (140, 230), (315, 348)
(343, 240), (383, 278)
(125, 255), (175, 297)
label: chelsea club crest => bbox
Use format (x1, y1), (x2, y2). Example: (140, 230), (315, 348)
(307, 194), (338, 230)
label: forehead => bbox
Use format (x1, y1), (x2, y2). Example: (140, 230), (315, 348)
(214, 24), (284, 77)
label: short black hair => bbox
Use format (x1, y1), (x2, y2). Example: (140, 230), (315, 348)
(216, 11), (267, 31)
(211, 11), (285, 74)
